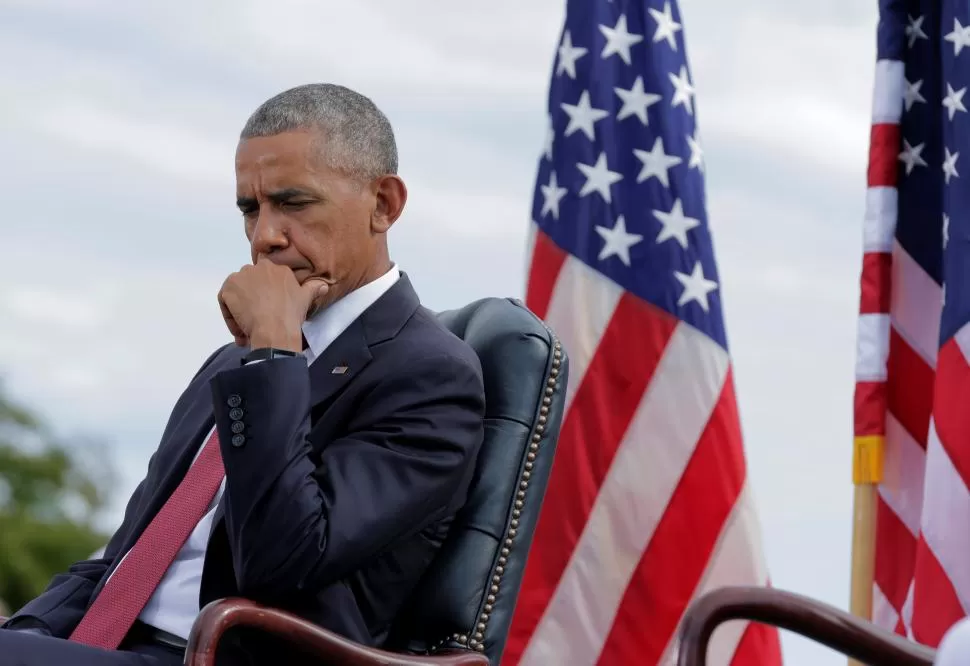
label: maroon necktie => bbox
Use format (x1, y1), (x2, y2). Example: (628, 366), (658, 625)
(69, 428), (225, 650)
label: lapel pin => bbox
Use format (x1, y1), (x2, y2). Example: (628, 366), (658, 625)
(331, 365), (349, 375)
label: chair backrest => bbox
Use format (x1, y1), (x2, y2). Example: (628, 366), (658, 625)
(386, 298), (568, 664)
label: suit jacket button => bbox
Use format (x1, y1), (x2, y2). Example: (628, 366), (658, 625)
(227, 394), (243, 408)
(229, 407), (244, 421)
(231, 434), (246, 448)
(230, 421), (245, 434)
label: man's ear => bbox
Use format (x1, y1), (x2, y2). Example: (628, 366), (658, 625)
(371, 175), (407, 233)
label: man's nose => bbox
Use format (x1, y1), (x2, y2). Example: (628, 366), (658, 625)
(250, 212), (289, 255)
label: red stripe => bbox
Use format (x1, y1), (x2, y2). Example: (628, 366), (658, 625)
(595, 373), (753, 665)
(911, 536), (966, 647)
(886, 329), (934, 448)
(859, 252), (892, 314)
(729, 619), (783, 666)
(931, 339), (970, 488)
(854, 380), (887, 438)
(525, 228), (567, 320)
(501, 298), (679, 666)
(867, 123), (901, 188)
(874, 495), (916, 614)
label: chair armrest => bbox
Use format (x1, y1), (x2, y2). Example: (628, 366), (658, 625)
(676, 586), (935, 666)
(185, 598), (490, 666)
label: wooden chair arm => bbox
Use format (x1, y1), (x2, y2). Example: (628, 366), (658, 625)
(185, 598), (490, 666)
(676, 586), (935, 666)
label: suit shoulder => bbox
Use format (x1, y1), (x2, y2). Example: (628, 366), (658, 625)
(389, 306), (483, 379)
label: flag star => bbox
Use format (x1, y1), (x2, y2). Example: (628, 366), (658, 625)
(944, 213), (950, 249)
(944, 147), (960, 184)
(561, 90), (609, 141)
(598, 14), (644, 65)
(633, 137), (682, 187)
(903, 78), (925, 111)
(898, 139), (927, 174)
(653, 198), (700, 249)
(543, 115), (554, 160)
(687, 130), (704, 171)
(540, 171), (569, 219)
(577, 152), (623, 203)
(614, 76), (662, 125)
(595, 215), (643, 266)
(943, 83), (967, 120)
(674, 261), (718, 311)
(668, 66), (696, 115)
(557, 30), (588, 79)
(647, 1), (682, 51)
(945, 18), (970, 56)
(906, 15), (928, 48)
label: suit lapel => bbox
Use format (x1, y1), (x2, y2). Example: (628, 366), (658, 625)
(308, 318), (374, 406)
(308, 272), (421, 407)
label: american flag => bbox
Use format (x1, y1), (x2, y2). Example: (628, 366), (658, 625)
(504, 1), (782, 664)
(856, 0), (970, 647)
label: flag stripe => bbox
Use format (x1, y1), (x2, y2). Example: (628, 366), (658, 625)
(516, 321), (727, 665)
(911, 536), (966, 646)
(541, 246), (625, 415)
(886, 330), (934, 448)
(503, 296), (678, 664)
(525, 227), (568, 320)
(596, 370), (744, 666)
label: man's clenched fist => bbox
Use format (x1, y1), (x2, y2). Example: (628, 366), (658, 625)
(218, 257), (330, 351)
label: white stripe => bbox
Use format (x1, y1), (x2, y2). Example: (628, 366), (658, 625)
(659, 483), (769, 666)
(890, 241), (941, 368)
(954, 322), (970, 364)
(542, 253), (623, 414)
(878, 412), (925, 538)
(519, 322), (730, 666)
(856, 313), (891, 382)
(871, 59), (904, 123)
(863, 187), (897, 253)
(921, 419), (970, 614)
(872, 582), (901, 632)
(525, 220), (538, 279)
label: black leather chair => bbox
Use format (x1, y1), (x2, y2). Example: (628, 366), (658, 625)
(185, 297), (569, 666)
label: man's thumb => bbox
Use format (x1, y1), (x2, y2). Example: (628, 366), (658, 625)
(301, 277), (330, 301)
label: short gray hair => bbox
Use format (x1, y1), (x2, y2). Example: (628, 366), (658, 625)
(240, 83), (398, 180)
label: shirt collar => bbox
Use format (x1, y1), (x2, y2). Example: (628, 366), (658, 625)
(301, 264), (401, 366)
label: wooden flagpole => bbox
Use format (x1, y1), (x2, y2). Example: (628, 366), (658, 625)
(848, 435), (884, 666)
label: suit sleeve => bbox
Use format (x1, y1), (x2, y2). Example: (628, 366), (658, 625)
(3, 344), (230, 636)
(210, 351), (485, 600)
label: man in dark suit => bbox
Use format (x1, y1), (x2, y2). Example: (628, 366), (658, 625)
(0, 83), (486, 666)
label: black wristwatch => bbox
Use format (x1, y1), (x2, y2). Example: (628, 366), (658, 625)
(241, 347), (301, 365)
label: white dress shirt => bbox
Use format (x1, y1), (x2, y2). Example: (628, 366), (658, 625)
(137, 265), (401, 639)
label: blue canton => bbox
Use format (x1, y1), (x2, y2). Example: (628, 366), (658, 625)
(532, 0), (727, 349)
(888, 0), (970, 345)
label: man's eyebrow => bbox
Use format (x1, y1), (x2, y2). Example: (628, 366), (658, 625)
(236, 189), (316, 210)
(268, 188), (314, 202)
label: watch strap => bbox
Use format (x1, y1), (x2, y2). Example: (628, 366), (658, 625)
(241, 347), (301, 365)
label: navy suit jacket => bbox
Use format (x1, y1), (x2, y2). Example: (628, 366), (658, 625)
(5, 275), (486, 664)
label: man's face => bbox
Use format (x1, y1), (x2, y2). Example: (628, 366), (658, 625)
(234, 130), (380, 311)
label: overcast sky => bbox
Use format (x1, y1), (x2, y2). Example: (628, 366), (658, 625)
(0, 1), (879, 663)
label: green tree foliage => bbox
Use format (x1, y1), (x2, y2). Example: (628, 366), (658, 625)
(0, 383), (113, 613)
